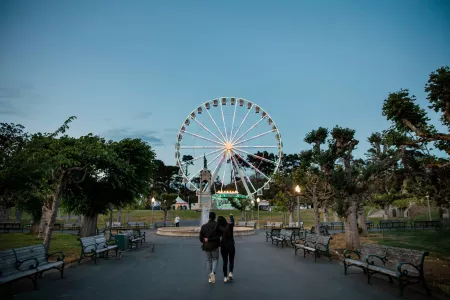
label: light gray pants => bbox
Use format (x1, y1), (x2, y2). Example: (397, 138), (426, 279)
(205, 248), (220, 274)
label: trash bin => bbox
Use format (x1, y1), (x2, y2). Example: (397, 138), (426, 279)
(115, 234), (129, 251)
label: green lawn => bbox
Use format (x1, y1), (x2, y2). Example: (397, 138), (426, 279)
(370, 230), (450, 258)
(0, 233), (81, 263)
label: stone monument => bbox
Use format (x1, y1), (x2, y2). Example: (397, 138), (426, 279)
(198, 155), (212, 225)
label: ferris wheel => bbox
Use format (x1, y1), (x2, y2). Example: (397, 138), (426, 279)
(175, 97), (283, 199)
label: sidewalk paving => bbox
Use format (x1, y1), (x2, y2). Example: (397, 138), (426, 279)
(3, 231), (434, 300)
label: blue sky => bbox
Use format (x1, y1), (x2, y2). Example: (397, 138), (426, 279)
(1, 0), (449, 165)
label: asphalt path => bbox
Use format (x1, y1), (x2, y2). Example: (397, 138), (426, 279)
(2, 230), (434, 300)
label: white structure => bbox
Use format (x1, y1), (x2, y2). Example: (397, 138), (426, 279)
(175, 97), (283, 202)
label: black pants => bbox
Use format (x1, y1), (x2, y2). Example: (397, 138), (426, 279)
(221, 244), (235, 277)
(175, 222), (179, 227)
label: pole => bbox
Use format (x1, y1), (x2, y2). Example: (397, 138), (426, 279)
(258, 204), (260, 229)
(270, 207), (272, 222)
(151, 205), (154, 228)
(297, 195), (300, 226)
(427, 195), (432, 221)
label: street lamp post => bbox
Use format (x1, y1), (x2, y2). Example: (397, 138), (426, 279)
(151, 197), (155, 228)
(257, 197), (260, 229)
(251, 200), (254, 220)
(295, 185), (301, 227)
(426, 195), (432, 221)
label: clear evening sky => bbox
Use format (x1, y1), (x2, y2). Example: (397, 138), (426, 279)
(1, 0), (449, 165)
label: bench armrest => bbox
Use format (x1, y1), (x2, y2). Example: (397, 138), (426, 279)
(47, 251), (65, 262)
(343, 249), (361, 259)
(314, 242), (329, 251)
(397, 262), (421, 276)
(366, 254), (387, 265)
(16, 258), (39, 270)
(82, 244), (98, 253)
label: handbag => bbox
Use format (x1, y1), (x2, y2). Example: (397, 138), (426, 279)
(201, 223), (218, 251)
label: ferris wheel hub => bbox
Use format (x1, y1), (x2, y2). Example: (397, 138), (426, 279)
(225, 142), (233, 151)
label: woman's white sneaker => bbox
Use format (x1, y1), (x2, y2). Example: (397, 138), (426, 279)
(228, 272), (233, 281)
(224, 277), (228, 283)
(209, 272), (215, 283)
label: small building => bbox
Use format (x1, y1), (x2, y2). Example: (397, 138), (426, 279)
(174, 196), (189, 210)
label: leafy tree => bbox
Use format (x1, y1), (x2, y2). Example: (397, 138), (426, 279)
(271, 172), (297, 223)
(299, 127), (336, 231)
(329, 126), (363, 249)
(382, 66), (450, 217)
(152, 160), (181, 194)
(62, 138), (156, 236)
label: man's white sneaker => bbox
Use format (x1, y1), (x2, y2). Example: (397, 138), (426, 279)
(224, 277), (228, 283)
(228, 272), (233, 281)
(209, 272), (215, 283)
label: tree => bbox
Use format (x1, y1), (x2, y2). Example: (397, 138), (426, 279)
(382, 66), (450, 217)
(329, 126), (362, 250)
(299, 127), (336, 231)
(272, 172), (297, 223)
(160, 193), (177, 223)
(152, 160), (181, 194)
(62, 138), (156, 236)
(0, 123), (32, 220)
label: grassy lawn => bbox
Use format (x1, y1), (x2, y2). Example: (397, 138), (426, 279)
(0, 233), (81, 263)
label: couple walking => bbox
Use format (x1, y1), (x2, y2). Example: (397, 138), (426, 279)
(199, 211), (235, 283)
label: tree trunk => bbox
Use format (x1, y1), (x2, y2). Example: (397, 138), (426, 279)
(344, 200), (360, 250)
(38, 204), (51, 239)
(81, 215), (98, 237)
(0, 206), (10, 222)
(334, 212), (340, 221)
(288, 211), (294, 223)
(66, 214), (70, 222)
(117, 208), (122, 223)
(15, 208), (22, 222)
(163, 210), (168, 223)
(108, 207), (113, 228)
(312, 196), (321, 233)
(323, 206), (329, 222)
(31, 218), (40, 234)
(43, 180), (65, 250)
(357, 206), (368, 237)
(383, 204), (389, 220)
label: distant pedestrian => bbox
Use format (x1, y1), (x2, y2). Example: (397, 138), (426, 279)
(175, 215), (180, 227)
(218, 214), (235, 283)
(199, 212), (222, 283)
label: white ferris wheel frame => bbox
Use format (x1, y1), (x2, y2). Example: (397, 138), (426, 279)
(175, 97), (283, 199)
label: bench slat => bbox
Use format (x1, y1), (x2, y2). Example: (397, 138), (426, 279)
(0, 249), (19, 276)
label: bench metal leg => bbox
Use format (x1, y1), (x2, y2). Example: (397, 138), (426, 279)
(60, 263), (65, 278)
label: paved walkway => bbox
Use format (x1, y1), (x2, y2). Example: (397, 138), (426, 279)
(5, 231), (433, 300)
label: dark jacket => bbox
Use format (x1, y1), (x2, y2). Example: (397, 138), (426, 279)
(199, 220), (222, 251)
(220, 215), (235, 247)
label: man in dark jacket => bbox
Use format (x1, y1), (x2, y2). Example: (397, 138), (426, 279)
(199, 211), (222, 283)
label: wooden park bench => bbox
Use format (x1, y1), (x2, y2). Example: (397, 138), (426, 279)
(14, 244), (65, 279)
(60, 223), (82, 234)
(320, 221), (344, 232)
(273, 229), (294, 248)
(236, 221), (247, 227)
(246, 221), (256, 228)
(78, 234), (118, 264)
(294, 234), (332, 261)
(0, 222), (23, 233)
(366, 246), (430, 297)
(105, 222), (122, 228)
(264, 222), (275, 228)
(155, 221), (174, 228)
(265, 228), (281, 243)
(127, 221), (147, 228)
(378, 220), (407, 230)
(273, 222), (283, 228)
(343, 244), (388, 275)
(413, 220), (440, 230)
(366, 221), (374, 230)
(0, 248), (39, 289)
(121, 230), (145, 249)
